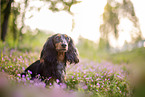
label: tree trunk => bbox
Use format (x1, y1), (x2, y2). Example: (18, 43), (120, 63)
(18, 0), (28, 42)
(13, 10), (17, 41)
(1, 0), (13, 42)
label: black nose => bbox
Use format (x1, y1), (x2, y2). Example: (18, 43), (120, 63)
(61, 43), (67, 48)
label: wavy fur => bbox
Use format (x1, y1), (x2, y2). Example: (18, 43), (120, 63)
(21, 34), (79, 84)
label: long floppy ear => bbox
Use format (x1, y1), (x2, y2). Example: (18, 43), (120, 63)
(66, 37), (79, 64)
(40, 35), (57, 63)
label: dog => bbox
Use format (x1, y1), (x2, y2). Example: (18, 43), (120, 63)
(21, 34), (79, 84)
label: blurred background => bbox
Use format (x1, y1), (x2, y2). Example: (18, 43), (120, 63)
(1, 0), (145, 65)
(1, 0), (145, 96)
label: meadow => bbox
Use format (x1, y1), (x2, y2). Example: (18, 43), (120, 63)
(0, 35), (144, 97)
(1, 0), (145, 96)
(0, 48), (131, 97)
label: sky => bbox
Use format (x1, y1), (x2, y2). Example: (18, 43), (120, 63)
(22, 0), (145, 47)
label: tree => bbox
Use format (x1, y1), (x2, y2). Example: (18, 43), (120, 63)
(12, 5), (19, 41)
(1, 0), (13, 42)
(99, 0), (142, 48)
(0, 0), (80, 42)
(120, 0), (142, 42)
(19, 0), (28, 42)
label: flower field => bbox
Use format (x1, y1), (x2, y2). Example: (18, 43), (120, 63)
(0, 49), (131, 97)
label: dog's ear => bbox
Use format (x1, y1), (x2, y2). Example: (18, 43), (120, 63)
(40, 35), (57, 63)
(66, 37), (79, 64)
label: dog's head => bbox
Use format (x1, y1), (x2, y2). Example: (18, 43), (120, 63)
(53, 34), (70, 52)
(40, 34), (79, 64)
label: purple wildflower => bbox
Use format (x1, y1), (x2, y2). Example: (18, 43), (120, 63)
(97, 83), (100, 86)
(22, 75), (25, 78)
(22, 67), (25, 71)
(20, 56), (22, 58)
(82, 85), (88, 89)
(28, 70), (32, 74)
(2, 69), (5, 72)
(27, 77), (30, 80)
(17, 74), (21, 77)
(56, 79), (60, 83)
(30, 80), (34, 83)
(50, 83), (52, 85)
(22, 78), (26, 82)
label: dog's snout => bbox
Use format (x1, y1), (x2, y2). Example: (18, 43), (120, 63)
(61, 43), (67, 48)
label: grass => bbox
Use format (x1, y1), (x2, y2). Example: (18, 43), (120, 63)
(0, 47), (131, 97)
(108, 47), (145, 65)
(77, 37), (145, 66)
(0, 35), (144, 97)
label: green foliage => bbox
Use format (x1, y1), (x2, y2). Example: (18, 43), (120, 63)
(100, 0), (142, 47)
(1, 29), (52, 52)
(48, 0), (81, 13)
(77, 37), (98, 61)
(108, 47), (145, 65)
(76, 36), (145, 66)
(0, 49), (130, 97)
(100, 2), (119, 39)
(1, 0), (80, 42)
(1, 35), (144, 97)
(76, 37), (109, 62)
(17, 30), (51, 52)
(98, 38), (110, 51)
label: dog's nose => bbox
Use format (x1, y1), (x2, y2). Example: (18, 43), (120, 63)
(61, 43), (67, 48)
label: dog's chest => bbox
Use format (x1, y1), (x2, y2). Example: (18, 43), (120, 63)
(57, 52), (65, 62)
(57, 61), (65, 70)
(57, 52), (66, 73)
(57, 61), (65, 77)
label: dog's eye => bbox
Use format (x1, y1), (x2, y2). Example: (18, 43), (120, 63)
(55, 36), (60, 40)
(65, 37), (70, 42)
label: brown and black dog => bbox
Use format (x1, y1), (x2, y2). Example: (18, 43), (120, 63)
(21, 34), (79, 84)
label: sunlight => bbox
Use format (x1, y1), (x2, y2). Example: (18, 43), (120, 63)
(24, 0), (107, 43)
(71, 0), (107, 43)
(1, 1), (145, 96)
(23, 0), (145, 46)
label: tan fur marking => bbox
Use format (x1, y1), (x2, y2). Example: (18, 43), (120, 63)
(55, 42), (62, 50)
(57, 52), (65, 62)
(57, 34), (61, 37)
(64, 35), (67, 37)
